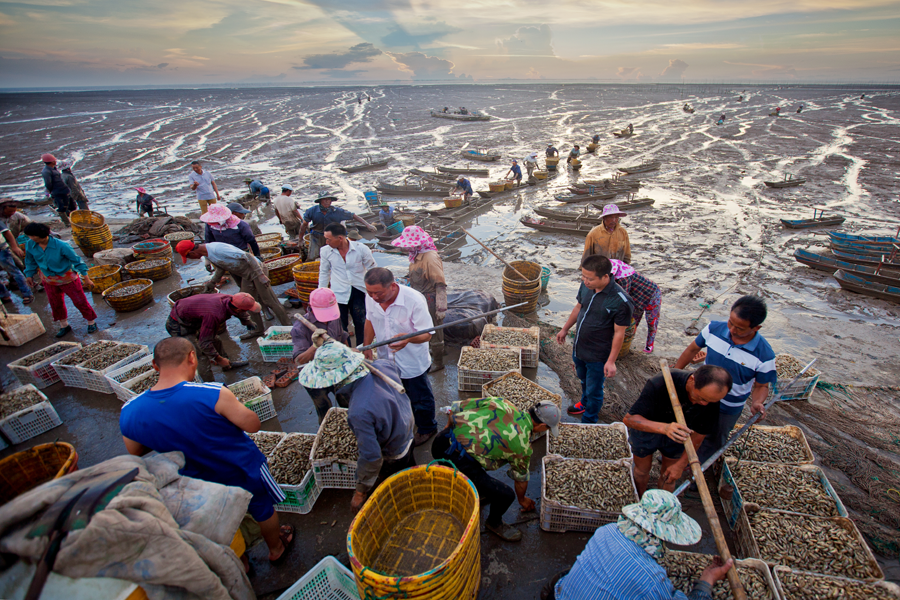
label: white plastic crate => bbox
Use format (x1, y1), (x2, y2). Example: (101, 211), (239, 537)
(480, 324), (540, 368)
(258, 326), (294, 363)
(457, 346), (521, 392)
(310, 408), (357, 490)
(546, 422), (631, 460)
(0, 385), (63, 445)
(772, 374), (820, 402)
(228, 376), (276, 422)
(276, 469), (323, 515)
(106, 355), (201, 402)
(8, 342), (82, 390)
(74, 344), (150, 394)
(773, 566), (900, 600)
(276, 556), (359, 600)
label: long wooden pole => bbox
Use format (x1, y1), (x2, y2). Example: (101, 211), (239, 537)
(292, 313), (406, 395)
(659, 359), (747, 600)
(460, 228), (527, 280)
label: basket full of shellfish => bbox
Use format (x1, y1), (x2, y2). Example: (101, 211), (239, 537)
(257, 432), (322, 514)
(310, 408), (359, 490)
(457, 346), (521, 392)
(724, 424), (814, 465)
(773, 566), (900, 600)
(257, 326), (294, 362)
(661, 550), (778, 600)
(479, 324), (540, 368)
(540, 456), (638, 533)
(546, 422), (630, 461)
(103, 279), (154, 312)
(264, 253), (303, 286)
(770, 353), (821, 402)
(51, 341), (149, 393)
(482, 371), (560, 441)
(122, 257), (173, 281)
(105, 355), (201, 402)
(227, 376), (276, 422)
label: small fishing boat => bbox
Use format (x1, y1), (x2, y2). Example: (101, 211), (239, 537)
(409, 168), (455, 180)
(534, 207), (605, 223)
(417, 175), (458, 188)
(338, 157), (391, 173)
(477, 183), (528, 198)
(831, 248), (900, 267)
(569, 185), (631, 195)
(612, 127), (634, 138)
(436, 166), (490, 177)
(520, 217), (593, 236)
(834, 270), (900, 304)
(764, 174), (806, 188)
(793, 249), (900, 286)
(581, 177), (641, 188)
(829, 231), (900, 246)
(781, 208), (844, 229)
(375, 181), (450, 197)
(555, 192), (617, 204)
(830, 241), (897, 256)
(618, 160), (660, 174)
(461, 149), (501, 162)
(431, 109), (491, 122)
(592, 197), (655, 211)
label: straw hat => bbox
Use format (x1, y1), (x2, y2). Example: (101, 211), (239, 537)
(298, 341), (367, 389)
(599, 203), (627, 219)
(199, 203), (233, 224)
(621, 490), (701, 545)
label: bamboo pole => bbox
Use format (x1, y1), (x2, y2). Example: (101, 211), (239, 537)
(659, 359), (747, 600)
(460, 228), (527, 280)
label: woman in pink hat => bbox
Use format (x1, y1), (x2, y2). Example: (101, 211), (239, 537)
(200, 203), (260, 257)
(584, 204), (631, 264)
(135, 187), (160, 217)
(292, 287), (350, 423)
(610, 260), (662, 354)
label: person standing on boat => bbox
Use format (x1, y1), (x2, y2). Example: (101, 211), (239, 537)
(546, 143), (559, 158)
(611, 260), (661, 354)
(455, 177), (474, 201)
(41, 153), (75, 227)
(299, 191), (376, 261)
(391, 226), (447, 372)
(273, 184), (303, 240)
(58, 160), (89, 211)
(584, 204), (631, 264)
(523, 153), (539, 179)
(567, 146), (581, 164)
(505, 160), (522, 185)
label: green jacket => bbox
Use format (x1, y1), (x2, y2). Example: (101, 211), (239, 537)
(449, 397), (534, 482)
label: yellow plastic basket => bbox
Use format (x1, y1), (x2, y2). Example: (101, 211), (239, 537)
(348, 460), (481, 599)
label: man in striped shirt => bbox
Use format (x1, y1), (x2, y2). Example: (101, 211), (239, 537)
(673, 295), (776, 463)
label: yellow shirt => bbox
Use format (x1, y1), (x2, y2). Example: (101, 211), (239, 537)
(583, 224), (631, 263)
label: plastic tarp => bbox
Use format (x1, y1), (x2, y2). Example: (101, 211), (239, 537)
(443, 290), (499, 345)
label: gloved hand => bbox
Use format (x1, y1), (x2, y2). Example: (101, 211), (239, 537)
(311, 328), (328, 347)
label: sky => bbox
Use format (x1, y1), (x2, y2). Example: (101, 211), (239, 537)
(1, 0), (899, 88)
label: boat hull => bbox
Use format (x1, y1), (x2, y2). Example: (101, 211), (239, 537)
(834, 270), (900, 304)
(781, 217), (845, 229)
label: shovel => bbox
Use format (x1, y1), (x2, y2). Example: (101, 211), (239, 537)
(24, 468), (139, 600)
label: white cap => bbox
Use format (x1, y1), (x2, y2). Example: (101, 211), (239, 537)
(282, 184), (293, 191)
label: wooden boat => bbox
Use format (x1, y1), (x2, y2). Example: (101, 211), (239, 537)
(829, 231), (900, 246)
(423, 194), (503, 223)
(477, 183), (529, 198)
(461, 149), (501, 162)
(417, 175), (458, 188)
(793, 249), (900, 286)
(339, 157), (391, 173)
(831, 248), (900, 267)
(375, 182), (450, 197)
(764, 175), (806, 188)
(409, 168), (455, 180)
(520, 217), (592, 236)
(781, 208), (844, 229)
(581, 178), (641, 188)
(612, 128), (634, 138)
(568, 186), (631, 195)
(436, 166), (490, 177)
(431, 109), (491, 122)
(555, 192), (618, 203)
(534, 207), (605, 223)
(618, 160), (660, 174)
(830, 241), (896, 256)
(834, 270), (900, 304)
(592, 197), (655, 211)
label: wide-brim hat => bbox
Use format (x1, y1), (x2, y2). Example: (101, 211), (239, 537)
(315, 191), (339, 203)
(298, 341), (367, 389)
(600, 203), (627, 219)
(243, 178), (253, 183)
(199, 203), (233, 224)
(621, 490), (702, 545)
(391, 226), (432, 249)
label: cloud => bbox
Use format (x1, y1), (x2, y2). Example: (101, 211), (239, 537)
(496, 24), (555, 57)
(157, 63), (168, 69)
(386, 50), (470, 80)
(525, 67), (543, 79)
(380, 21), (461, 49)
(752, 65), (798, 78)
(659, 58), (688, 78)
(298, 42), (382, 70)
(617, 66), (638, 78)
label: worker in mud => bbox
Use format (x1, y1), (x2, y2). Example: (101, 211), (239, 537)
(611, 259), (661, 354)
(202, 204), (260, 257)
(0, 200), (34, 274)
(623, 365), (732, 496)
(188, 160), (220, 215)
(505, 160), (522, 185)
(796, 105), (804, 113)
(543, 490), (734, 600)
(391, 226), (447, 372)
(455, 177), (474, 201)
(524, 152), (539, 179)
(40, 153), (75, 226)
(165, 292), (258, 376)
(58, 160), (89, 210)
(377, 202), (396, 229)
(245, 178), (271, 203)
(176, 240), (289, 339)
(567, 145), (581, 164)
(273, 184), (303, 240)
(555, 254), (633, 423)
(227, 201), (262, 236)
(299, 341), (415, 512)
(546, 143), (559, 158)
(628, 123), (634, 134)
(583, 204), (631, 263)
(673, 295), (777, 467)
(134, 187), (160, 217)
(592, 134), (601, 144)
(292, 288), (350, 422)
(299, 191), (376, 261)
(432, 397), (561, 542)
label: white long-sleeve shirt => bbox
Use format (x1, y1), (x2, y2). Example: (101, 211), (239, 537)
(365, 285), (434, 379)
(318, 240), (376, 303)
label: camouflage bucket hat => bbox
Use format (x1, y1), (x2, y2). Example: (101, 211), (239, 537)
(298, 341), (367, 389)
(621, 489), (701, 545)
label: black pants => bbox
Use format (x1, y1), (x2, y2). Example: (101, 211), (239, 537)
(339, 287), (367, 345)
(303, 385), (350, 424)
(431, 430), (515, 527)
(402, 370), (437, 435)
(380, 445), (416, 482)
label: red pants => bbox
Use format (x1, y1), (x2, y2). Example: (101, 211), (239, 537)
(45, 278), (97, 322)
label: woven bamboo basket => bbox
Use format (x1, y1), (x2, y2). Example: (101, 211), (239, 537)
(256, 233), (283, 243)
(0, 442), (78, 504)
(167, 284), (218, 306)
(260, 247), (282, 260)
(533, 171), (548, 180)
(502, 260), (542, 314)
(70, 210), (105, 229)
(71, 210), (113, 257)
(348, 461), (480, 599)
(264, 253), (302, 286)
(443, 197), (463, 209)
(293, 261), (320, 302)
(257, 239), (282, 250)
(87, 264), (121, 293)
(397, 213), (416, 227)
(163, 231), (195, 247)
(545, 157), (560, 167)
(571, 158), (582, 170)
(103, 279), (154, 312)
(488, 182), (506, 192)
(132, 239), (174, 261)
(123, 258), (173, 281)
(302, 233), (311, 248)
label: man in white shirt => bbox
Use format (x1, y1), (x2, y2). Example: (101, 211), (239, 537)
(319, 223), (376, 345)
(273, 184), (303, 239)
(188, 160), (220, 215)
(362, 267), (437, 446)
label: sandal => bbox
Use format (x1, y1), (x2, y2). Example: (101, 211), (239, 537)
(269, 524), (295, 565)
(23, 296), (34, 305)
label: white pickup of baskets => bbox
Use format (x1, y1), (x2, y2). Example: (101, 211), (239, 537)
(257, 326), (294, 362)
(0, 384), (63, 444)
(8, 342), (82, 390)
(228, 376), (276, 422)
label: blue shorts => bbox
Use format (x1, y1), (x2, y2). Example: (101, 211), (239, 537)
(245, 462), (286, 522)
(629, 429), (685, 460)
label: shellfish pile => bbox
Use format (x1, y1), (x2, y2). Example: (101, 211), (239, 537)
(544, 459), (636, 513)
(130, 373), (159, 395)
(729, 461), (839, 516)
(248, 431), (286, 458)
(458, 347), (519, 372)
(107, 283), (150, 298)
(312, 409), (358, 461)
(266, 256), (300, 269)
(481, 328), (538, 347)
(0, 388), (46, 419)
(774, 354), (820, 379)
(117, 362), (154, 382)
(550, 424), (630, 460)
(269, 433), (315, 484)
(483, 374), (560, 412)
(129, 259), (169, 270)
(56, 341), (117, 366)
(725, 427), (809, 464)
(16, 344), (70, 367)
(267, 333), (292, 341)
(777, 569), (897, 600)
(81, 344), (142, 371)
(660, 552), (772, 600)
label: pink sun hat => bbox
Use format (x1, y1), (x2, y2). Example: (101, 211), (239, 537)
(199, 203), (233, 224)
(309, 288), (340, 322)
(599, 203), (627, 219)
(609, 259), (635, 280)
(390, 226), (435, 249)
(135, 187), (147, 194)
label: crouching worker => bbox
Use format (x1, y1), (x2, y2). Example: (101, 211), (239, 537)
(298, 341), (415, 512)
(431, 397), (561, 542)
(292, 288), (350, 423)
(543, 490), (734, 600)
(120, 337), (295, 570)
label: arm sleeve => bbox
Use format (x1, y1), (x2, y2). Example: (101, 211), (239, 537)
(583, 230), (594, 258)
(410, 295), (435, 332)
(204, 224), (213, 244)
(756, 350), (777, 384)
(291, 321), (312, 358)
(241, 223), (260, 256)
(338, 208), (355, 220)
(694, 324), (710, 349)
(361, 244), (376, 271)
(349, 412), (384, 492)
(42, 171), (52, 193)
(614, 295), (634, 327)
(197, 318), (222, 358)
(327, 318), (350, 344)
(318, 249), (331, 288)
(687, 581), (713, 600)
(507, 452), (531, 482)
(60, 242), (89, 275)
(622, 231), (631, 264)
(23, 246), (37, 278)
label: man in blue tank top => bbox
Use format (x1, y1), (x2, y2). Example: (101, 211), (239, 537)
(120, 337), (295, 566)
